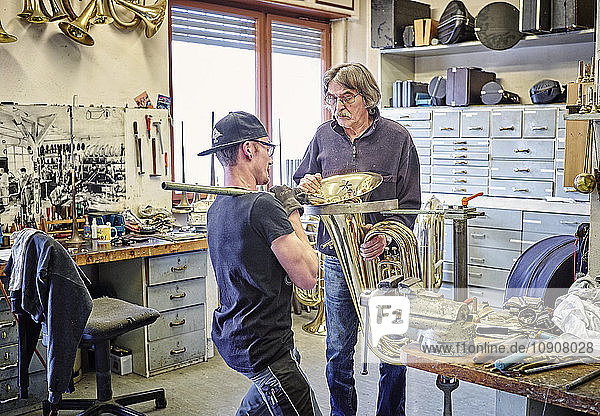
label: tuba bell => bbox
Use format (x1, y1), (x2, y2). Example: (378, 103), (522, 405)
(17, 0), (33, 19)
(0, 19), (17, 43)
(108, 0), (166, 38)
(58, 0), (97, 46)
(26, 0), (49, 23)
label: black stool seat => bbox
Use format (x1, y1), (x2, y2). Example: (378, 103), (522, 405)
(44, 297), (166, 416)
(82, 297), (160, 342)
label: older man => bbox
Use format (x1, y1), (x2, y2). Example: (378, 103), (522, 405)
(200, 111), (322, 416)
(294, 63), (421, 416)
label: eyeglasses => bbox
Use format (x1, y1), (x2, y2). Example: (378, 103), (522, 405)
(324, 92), (361, 107)
(251, 139), (277, 157)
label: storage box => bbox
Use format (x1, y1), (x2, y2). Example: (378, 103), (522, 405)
(413, 18), (438, 46)
(110, 346), (133, 375)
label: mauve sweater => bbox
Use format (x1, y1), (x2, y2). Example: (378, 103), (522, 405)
(293, 108), (421, 257)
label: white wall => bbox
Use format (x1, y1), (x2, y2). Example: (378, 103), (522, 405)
(0, 1), (169, 107)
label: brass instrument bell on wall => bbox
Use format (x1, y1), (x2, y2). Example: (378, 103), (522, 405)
(58, 0), (97, 46)
(0, 20), (17, 43)
(110, 0), (166, 38)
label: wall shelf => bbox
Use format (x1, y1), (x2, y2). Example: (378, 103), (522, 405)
(565, 112), (600, 120)
(379, 29), (594, 58)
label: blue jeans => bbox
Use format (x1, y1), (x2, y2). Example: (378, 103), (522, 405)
(236, 348), (322, 416)
(323, 255), (406, 416)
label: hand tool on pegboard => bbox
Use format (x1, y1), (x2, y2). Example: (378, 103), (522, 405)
(146, 114), (159, 177)
(133, 121), (144, 175)
(153, 120), (167, 176)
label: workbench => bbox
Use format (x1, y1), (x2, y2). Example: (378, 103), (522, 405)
(401, 343), (600, 416)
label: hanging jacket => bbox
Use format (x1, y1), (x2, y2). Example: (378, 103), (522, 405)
(6, 232), (92, 405)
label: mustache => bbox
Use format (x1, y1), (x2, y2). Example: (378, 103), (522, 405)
(336, 111), (351, 118)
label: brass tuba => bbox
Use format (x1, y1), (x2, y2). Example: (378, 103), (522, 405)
(293, 251), (326, 336)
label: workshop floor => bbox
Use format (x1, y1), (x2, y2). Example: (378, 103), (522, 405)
(29, 312), (496, 416)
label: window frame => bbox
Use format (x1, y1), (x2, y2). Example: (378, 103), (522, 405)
(168, 1), (331, 199)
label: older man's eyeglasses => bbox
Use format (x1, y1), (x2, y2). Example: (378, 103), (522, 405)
(325, 92), (361, 107)
(251, 139), (277, 157)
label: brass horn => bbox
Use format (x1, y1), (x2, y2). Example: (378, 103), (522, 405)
(17, 0), (33, 19)
(93, 0), (113, 25)
(46, 0), (69, 22)
(26, 0), (50, 23)
(105, 0), (139, 30)
(109, 0), (166, 38)
(58, 0), (97, 46)
(0, 19), (17, 43)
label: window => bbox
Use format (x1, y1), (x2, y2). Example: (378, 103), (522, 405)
(170, 2), (330, 189)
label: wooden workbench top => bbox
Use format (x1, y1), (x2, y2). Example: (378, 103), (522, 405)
(401, 343), (600, 415)
(69, 237), (208, 266)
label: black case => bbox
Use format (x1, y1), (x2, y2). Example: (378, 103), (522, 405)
(437, 0), (476, 45)
(480, 81), (521, 105)
(530, 79), (564, 104)
(402, 81), (429, 107)
(371, 0), (430, 48)
(552, 0), (595, 31)
(520, 0), (551, 33)
(428, 76), (446, 106)
(446, 67), (496, 107)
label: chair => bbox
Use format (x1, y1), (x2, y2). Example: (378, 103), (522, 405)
(42, 296), (167, 416)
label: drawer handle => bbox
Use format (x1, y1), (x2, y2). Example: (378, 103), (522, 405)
(171, 265), (188, 272)
(0, 320), (15, 329)
(398, 115), (409, 118)
(454, 161), (467, 165)
(468, 126), (483, 130)
(452, 170), (467, 174)
(170, 292), (187, 300)
(470, 290), (484, 296)
(532, 126), (548, 131)
(560, 221), (579, 225)
(470, 257), (485, 263)
(512, 187), (529, 192)
(469, 272), (483, 278)
(470, 233), (485, 238)
(454, 147), (468, 151)
(453, 141), (467, 144)
(565, 189), (577, 193)
(0, 363), (17, 371)
(453, 179), (467, 183)
(513, 168), (530, 172)
(403, 123), (411, 127)
(170, 347), (187, 355)
(452, 188), (467, 192)
(499, 126), (515, 131)
(440, 127), (454, 131)
(169, 319), (186, 327)
(453, 154), (467, 158)
(514, 148), (530, 153)
(0, 395), (18, 404)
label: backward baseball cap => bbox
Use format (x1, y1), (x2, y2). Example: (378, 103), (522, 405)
(197, 111), (268, 156)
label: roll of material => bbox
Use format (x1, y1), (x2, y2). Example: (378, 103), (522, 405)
(475, 2), (522, 51)
(480, 81), (521, 105)
(494, 352), (528, 370)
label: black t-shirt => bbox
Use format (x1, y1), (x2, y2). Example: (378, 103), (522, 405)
(207, 192), (295, 373)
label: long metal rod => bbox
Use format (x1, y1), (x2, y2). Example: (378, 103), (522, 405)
(162, 181), (253, 196)
(210, 111), (215, 187)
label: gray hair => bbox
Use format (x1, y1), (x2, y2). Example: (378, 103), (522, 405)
(215, 144), (241, 167)
(323, 63), (381, 116)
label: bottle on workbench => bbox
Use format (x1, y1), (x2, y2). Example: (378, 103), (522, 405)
(91, 218), (98, 240)
(83, 218), (91, 240)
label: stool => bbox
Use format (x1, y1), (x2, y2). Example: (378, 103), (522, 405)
(43, 297), (167, 416)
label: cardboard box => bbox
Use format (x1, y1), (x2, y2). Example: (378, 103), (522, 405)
(413, 18), (438, 46)
(110, 347), (132, 376)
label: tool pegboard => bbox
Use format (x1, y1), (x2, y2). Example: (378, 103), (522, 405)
(0, 104), (171, 227)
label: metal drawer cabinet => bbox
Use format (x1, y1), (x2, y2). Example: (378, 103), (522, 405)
(488, 179), (553, 199)
(413, 139), (432, 148)
(433, 138), (489, 148)
(557, 128), (565, 149)
(382, 108), (431, 121)
(419, 156), (431, 166)
(555, 171), (589, 202)
(491, 110), (522, 138)
(432, 176), (488, 186)
(401, 120), (431, 129)
(432, 165), (488, 177)
(0, 342), (46, 382)
(461, 111), (490, 137)
(406, 128), (431, 138)
(416, 147), (431, 157)
(490, 139), (555, 159)
(148, 330), (206, 373)
(490, 160), (554, 180)
(521, 231), (556, 251)
(469, 207), (522, 230)
(422, 184), (431, 193)
(468, 246), (520, 270)
(147, 277), (206, 313)
(432, 158), (489, 167)
(147, 304), (205, 342)
(0, 311), (17, 347)
(467, 226), (521, 251)
(433, 144), (489, 154)
(433, 111), (460, 138)
(468, 266), (509, 290)
(421, 165), (431, 175)
(421, 175), (431, 184)
(431, 184), (487, 195)
(0, 277), (8, 312)
(522, 212), (589, 235)
(523, 109), (556, 138)
(557, 109), (566, 129)
(468, 287), (505, 308)
(0, 371), (47, 412)
(148, 252), (207, 286)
